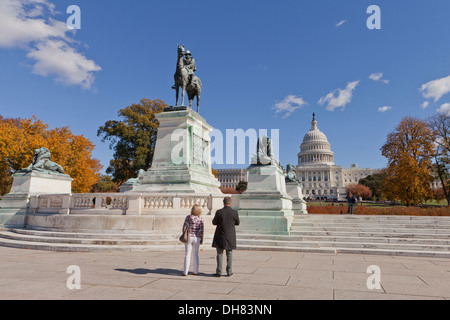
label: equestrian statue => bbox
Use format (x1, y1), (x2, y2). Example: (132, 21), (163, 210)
(172, 44), (202, 113)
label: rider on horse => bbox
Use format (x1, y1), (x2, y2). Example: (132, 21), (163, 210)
(172, 49), (196, 89)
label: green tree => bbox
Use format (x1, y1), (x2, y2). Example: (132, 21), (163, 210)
(359, 172), (386, 201)
(90, 174), (120, 193)
(428, 112), (450, 206)
(236, 180), (248, 193)
(97, 98), (166, 184)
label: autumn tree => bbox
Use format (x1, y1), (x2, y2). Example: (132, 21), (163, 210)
(347, 184), (372, 200)
(97, 99), (166, 184)
(0, 115), (102, 195)
(381, 117), (435, 206)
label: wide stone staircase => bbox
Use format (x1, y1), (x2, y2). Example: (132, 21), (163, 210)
(237, 214), (450, 258)
(2, 214), (450, 257)
(0, 228), (187, 252)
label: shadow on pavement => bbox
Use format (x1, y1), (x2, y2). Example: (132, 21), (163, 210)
(115, 268), (214, 277)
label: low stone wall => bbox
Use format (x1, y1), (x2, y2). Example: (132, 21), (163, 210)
(29, 193), (235, 216)
(25, 213), (217, 235)
(2, 193), (238, 234)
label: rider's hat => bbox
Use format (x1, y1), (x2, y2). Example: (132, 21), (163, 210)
(185, 50), (192, 56)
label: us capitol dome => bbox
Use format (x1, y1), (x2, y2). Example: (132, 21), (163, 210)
(298, 113), (335, 166)
(296, 113), (376, 200)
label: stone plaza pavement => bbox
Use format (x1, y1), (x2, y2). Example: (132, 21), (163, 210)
(0, 246), (449, 300)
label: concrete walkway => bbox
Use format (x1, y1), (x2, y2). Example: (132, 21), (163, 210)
(0, 246), (449, 300)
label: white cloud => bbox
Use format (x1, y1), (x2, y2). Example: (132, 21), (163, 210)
(420, 76), (450, 102)
(421, 101), (429, 109)
(272, 95), (307, 118)
(0, 0), (101, 89)
(336, 20), (347, 27)
(369, 72), (389, 84)
(318, 81), (360, 111)
(27, 40), (101, 89)
(437, 103), (450, 115)
(378, 106), (392, 112)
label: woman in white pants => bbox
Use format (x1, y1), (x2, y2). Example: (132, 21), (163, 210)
(183, 204), (204, 276)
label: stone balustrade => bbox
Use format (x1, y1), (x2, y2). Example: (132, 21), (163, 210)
(29, 193), (233, 216)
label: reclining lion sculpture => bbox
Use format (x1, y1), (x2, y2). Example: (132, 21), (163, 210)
(20, 147), (65, 175)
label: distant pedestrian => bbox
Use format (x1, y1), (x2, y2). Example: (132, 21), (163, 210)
(346, 192), (356, 215)
(212, 197), (240, 277)
(182, 204), (204, 276)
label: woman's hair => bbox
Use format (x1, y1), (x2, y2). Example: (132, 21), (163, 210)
(191, 204), (202, 216)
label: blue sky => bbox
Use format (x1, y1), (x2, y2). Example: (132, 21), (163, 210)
(1, 0), (450, 173)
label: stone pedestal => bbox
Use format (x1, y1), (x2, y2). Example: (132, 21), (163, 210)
(238, 164), (294, 235)
(0, 172), (72, 227)
(121, 107), (222, 195)
(286, 181), (308, 215)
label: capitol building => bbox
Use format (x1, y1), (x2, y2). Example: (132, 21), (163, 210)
(217, 114), (377, 200)
(296, 114), (376, 200)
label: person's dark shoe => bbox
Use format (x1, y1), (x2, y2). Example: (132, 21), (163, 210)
(213, 273), (221, 277)
(227, 273), (233, 277)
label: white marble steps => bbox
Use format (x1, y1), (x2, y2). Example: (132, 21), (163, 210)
(0, 228), (186, 252)
(236, 214), (450, 258)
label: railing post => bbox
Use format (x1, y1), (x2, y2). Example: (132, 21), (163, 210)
(173, 197), (181, 210)
(94, 196), (102, 209)
(126, 195), (142, 215)
(211, 195), (223, 213)
(60, 194), (71, 215)
(29, 195), (39, 214)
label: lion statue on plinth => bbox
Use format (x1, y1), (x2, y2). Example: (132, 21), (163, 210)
(20, 147), (65, 175)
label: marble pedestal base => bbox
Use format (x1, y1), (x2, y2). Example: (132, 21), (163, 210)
(0, 172), (72, 227)
(286, 181), (308, 215)
(121, 107), (221, 195)
(238, 164), (294, 235)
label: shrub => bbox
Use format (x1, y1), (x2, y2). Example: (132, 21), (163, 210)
(307, 204), (450, 216)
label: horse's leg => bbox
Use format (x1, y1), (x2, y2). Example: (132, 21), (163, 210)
(196, 94), (200, 113)
(181, 86), (186, 106)
(175, 86), (179, 106)
(187, 89), (193, 109)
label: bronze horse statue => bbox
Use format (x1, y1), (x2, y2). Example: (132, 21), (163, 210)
(174, 45), (202, 113)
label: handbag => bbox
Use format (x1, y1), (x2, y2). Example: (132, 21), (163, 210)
(179, 218), (190, 243)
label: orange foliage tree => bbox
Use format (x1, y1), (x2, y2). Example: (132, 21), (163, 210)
(381, 117), (435, 206)
(0, 115), (102, 195)
(347, 184), (372, 200)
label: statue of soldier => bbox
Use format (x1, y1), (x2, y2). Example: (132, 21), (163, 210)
(184, 50), (196, 85)
(172, 49), (197, 89)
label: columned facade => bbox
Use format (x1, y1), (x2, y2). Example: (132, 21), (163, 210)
(217, 169), (248, 189)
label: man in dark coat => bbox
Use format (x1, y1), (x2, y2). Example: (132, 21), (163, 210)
(212, 197), (240, 277)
